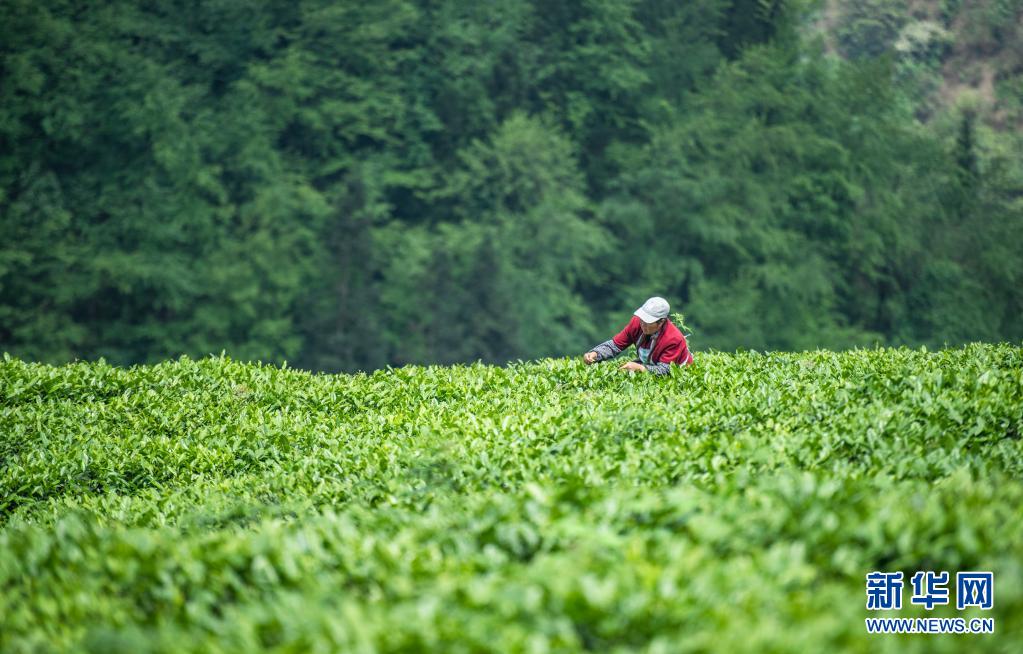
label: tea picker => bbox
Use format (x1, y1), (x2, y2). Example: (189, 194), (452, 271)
(583, 297), (694, 375)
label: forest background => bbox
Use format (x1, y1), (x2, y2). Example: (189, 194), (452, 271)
(2, 0), (1022, 372)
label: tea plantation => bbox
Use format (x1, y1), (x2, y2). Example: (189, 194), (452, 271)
(1, 345), (1021, 652)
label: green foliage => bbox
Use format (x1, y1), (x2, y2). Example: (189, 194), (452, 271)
(823, 0), (1023, 123)
(605, 48), (903, 349)
(2, 0), (1022, 371)
(0, 0), (330, 365)
(375, 114), (610, 364)
(599, 36), (1023, 352)
(671, 311), (694, 339)
(1, 347), (1021, 651)
(836, 0), (909, 60)
(718, 0), (796, 58)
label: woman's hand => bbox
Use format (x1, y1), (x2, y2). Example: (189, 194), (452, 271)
(583, 351), (598, 364)
(619, 361), (646, 373)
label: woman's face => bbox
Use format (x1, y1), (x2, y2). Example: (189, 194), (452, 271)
(640, 318), (663, 335)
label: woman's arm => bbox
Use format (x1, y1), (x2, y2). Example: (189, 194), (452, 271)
(589, 339), (623, 362)
(585, 317), (638, 363)
(643, 361), (672, 375)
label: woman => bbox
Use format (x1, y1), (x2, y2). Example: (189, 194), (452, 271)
(583, 297), (694, 374)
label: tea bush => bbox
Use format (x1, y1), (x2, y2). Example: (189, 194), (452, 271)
(1, 345), (1021, 652)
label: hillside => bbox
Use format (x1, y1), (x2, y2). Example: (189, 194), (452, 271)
(5, 1), (1023, 371)
(2, 346), (1021, 651)
(806, 0), (1023, 126)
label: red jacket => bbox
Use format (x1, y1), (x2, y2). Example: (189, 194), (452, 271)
(613, 316), (694, 366)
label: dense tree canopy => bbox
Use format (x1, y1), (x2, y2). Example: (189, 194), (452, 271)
(2, 0), (1021, 370)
